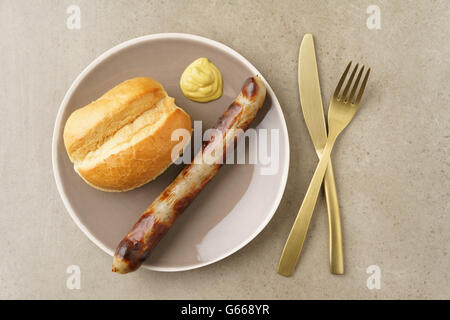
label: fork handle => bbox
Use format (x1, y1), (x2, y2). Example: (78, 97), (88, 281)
(323, 162), (344, 275)
(278, 138), (335, 276)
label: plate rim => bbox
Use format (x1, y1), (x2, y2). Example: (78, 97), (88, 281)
(52, 33), (290, 272)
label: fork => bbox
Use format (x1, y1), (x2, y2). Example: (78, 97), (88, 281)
(278, 62), (371, 276)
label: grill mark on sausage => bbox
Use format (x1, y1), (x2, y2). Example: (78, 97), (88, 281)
(214, 102), (242, 132)
(173, 195), (194, 217)
(159, 189), (171, 201)
(242, 77), (258, 100)
(114, 211), (173, 273)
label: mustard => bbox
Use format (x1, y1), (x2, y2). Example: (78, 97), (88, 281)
(180, 58), (223, 103)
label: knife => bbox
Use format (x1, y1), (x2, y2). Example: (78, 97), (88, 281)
(297, 34), (344, 274)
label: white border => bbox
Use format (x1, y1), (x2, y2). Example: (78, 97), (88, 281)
(52, 33), (290, 272)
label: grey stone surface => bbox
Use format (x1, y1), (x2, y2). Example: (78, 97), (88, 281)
(0, 0), (449, 299)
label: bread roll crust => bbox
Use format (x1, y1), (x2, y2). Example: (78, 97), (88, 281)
(63, 77), (192, 192)
(64, 77), (167, 162)
(76, 106), (191, 192)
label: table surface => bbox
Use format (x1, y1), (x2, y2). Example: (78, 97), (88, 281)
(1, 0), (449, 299)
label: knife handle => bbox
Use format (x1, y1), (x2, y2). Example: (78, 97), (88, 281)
(323, 161), (344, 275)
(278, 139), (336, 276)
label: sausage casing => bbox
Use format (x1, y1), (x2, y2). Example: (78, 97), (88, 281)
(112, 76), (266, 273)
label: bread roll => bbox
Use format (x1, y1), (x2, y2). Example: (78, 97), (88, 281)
(63, 77), (192, 192)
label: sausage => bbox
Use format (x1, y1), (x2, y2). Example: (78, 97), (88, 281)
(112, 76), (267, 273)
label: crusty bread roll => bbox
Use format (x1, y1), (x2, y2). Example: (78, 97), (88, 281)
(63, 77), (192, 192)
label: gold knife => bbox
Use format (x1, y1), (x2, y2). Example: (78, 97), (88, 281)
(278, 34), (344, 275)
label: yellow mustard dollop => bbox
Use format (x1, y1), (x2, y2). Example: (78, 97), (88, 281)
(180, 57), (223, 103)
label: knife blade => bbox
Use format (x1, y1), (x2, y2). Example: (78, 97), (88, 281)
(298, 33), (344, 275)
(299, 34), (328, 151)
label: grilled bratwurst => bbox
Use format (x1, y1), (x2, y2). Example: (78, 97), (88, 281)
(112, 76), (266, 273)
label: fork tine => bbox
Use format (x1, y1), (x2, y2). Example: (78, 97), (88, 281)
(342, 63), (359, 101)
(355, 68), (371, 105)
(348, 66), (365, 103)
(333, 61), (352, 99)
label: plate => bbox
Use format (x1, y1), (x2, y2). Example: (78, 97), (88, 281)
(52, 33), (289, 272)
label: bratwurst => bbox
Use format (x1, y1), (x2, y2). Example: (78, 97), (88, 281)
(112, 76), (266, 273)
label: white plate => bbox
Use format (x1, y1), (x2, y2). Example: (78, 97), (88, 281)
(52, 33), (289, 272)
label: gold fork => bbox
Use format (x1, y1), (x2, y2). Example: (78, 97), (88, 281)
(278, 62), (371, 276)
